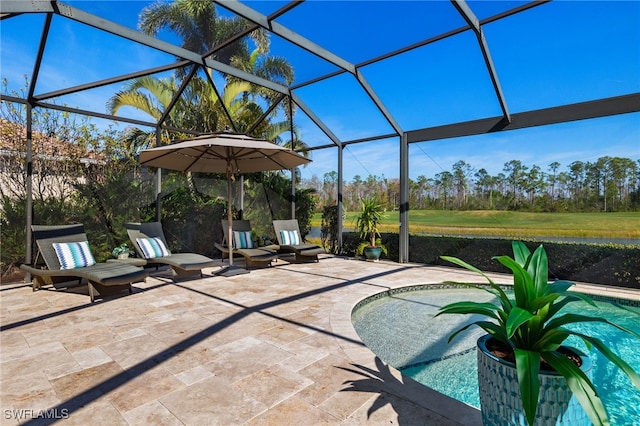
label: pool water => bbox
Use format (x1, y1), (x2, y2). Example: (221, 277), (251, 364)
(351, 286), (640, 426)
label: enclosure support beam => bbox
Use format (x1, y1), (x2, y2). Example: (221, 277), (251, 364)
(22, 10), (51, 280)
(154, 128), (162, 222)
(158, 65), (199, 131)
(355, 69), (403, 137)
(337, 145), (344, 251)
(24, 104), (33, 281)
(239, 176), (244, 220)
(452, 0), (511, 123)
(406, 93), (640, 143)
(290, 93), (342, 148)
(10, 1), (289, 95)
(399, 133), (409, 263)
(289, 99), (296, 220)
(291, 170), (296, 220)
(215, 0), (355, 74)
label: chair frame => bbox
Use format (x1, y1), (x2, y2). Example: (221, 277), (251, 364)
(215, 220), (279, 268)
(20, 224), (147, 302)
(125, 221), (217, 279)
(272, 219), (325, 262)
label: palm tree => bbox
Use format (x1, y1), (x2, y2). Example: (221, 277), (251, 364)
(107, 75), (253, 134)
(137, 1), (298, 142)
(106, 75), (257, 199)
(107, 75), (178, 121)
(230, 48), (295, 120)
(263, 122), (310, 156)
(139, 0), (268, 67)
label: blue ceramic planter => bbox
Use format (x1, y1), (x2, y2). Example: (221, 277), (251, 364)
(477, 334), (591, 426)
(363, 246), (382, 262)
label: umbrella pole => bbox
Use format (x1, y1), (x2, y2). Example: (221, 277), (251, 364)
(216, 167), (249, 276)
(227, 169), (233, 267)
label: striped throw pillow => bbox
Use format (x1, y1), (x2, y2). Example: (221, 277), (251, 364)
(280, 230), (300, 245)
(233, 231), (254, 249)
(52, 241), (96, 270)
(136, 237), (171, 259)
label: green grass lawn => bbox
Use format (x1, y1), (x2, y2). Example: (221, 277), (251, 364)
(312, 210), (640, 239)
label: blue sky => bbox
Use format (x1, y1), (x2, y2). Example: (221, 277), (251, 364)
(1, 1), (638, 182)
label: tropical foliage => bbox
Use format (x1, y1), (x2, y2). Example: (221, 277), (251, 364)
(137, 0), (293, 130)
(355, 196), (387, 255)
(115, 1), (308, 151)
(106, 1), (313, 241)
(320, 204), (344, 254)
(139, 0), (269, 67)
(0, 79), (156, 275)
(1, 0), (315, 278)
(436, 241), (640, 426)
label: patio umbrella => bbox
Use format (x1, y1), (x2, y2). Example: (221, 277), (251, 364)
(139, 132), (311, 276)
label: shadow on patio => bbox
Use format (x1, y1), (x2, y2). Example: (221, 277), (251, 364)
(1, 256), (482, 425)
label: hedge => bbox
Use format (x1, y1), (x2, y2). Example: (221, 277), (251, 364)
(341, 232), (640, 289)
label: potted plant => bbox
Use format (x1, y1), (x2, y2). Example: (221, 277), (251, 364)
(436, 241), (640, 426)
(112, 243), (135, 259)
(355, 196), (387, 262)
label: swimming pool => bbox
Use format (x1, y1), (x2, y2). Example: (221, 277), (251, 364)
(351, 285), (640, 426)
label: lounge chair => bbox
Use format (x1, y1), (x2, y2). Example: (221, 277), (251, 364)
(272, 219), (326, 262)
(214, 220), (279, 268)
(125, 221), (217, 279)
(19, 224), (148, 302)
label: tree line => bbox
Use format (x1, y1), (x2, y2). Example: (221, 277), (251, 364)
(304, 157), (640, 212)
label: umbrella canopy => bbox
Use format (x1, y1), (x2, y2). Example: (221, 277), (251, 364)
(139, 133), (310, 174)
(139, 132), (311, 275)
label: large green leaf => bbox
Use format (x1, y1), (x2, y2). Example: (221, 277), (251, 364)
(439, 257), (511, 303)
(546, 295), (583, 318)
(542, 351), (609, 426)
(444, 320), (508, 344)
(545, 280), (574, 294)
(506, 307), (534, 339)
(495, 255), (533, 308)
(528, 244), (548, 297)
(573, 333), (640, 390)
(546, 314), (640, 340)
(552, 290), (598, 308)
(514, 348), (540, 426)
(445, 322), (477, 343)
(435, 301), (500, 319)
(511, 240), (531, 266)
(440, 280), (501, 296)
(440, 255), (486, 275)
(529, 294), (559, 312)
(532, 328), (571, 352)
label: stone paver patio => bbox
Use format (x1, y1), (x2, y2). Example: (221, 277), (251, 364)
(1, 255), (636, 425)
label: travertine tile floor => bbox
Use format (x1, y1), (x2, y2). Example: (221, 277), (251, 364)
(1, 255), (637, 425)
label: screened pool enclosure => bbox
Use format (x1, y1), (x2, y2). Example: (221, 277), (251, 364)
(1, 0), (638, 268)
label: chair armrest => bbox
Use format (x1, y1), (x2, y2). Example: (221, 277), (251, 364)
(20, 264), (69, 276)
